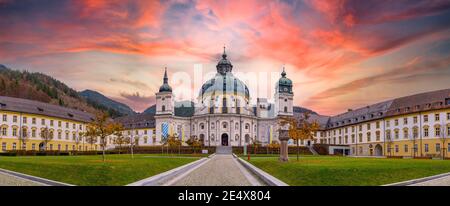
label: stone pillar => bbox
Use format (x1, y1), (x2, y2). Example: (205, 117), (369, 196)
(279, 130), (289, 162)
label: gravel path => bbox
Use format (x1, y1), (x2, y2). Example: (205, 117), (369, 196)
(0, 172), (44, 186)
(171, 154), (263, 186)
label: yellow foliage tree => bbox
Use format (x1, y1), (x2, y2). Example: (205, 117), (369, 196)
(281, 112), (319, 161)
(86, 113), (118, 162)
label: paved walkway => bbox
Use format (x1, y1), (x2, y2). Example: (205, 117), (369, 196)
(169, 154), (265, 186)
(409, 174), (450, 186)
(0, 171), (44, 186)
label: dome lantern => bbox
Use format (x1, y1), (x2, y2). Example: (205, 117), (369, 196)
(216, 46), (233, 75)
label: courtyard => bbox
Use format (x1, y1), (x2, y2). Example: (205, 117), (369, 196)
(246, 155), (450, 186)
(0, 154), (204, 186)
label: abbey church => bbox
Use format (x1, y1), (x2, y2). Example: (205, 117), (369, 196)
(154, 49), (295, 147)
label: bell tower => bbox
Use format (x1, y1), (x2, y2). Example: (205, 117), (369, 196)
(275, 66), (293, 116)
(156, 67), (174, 115)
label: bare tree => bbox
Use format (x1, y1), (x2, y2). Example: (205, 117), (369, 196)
(386, 132), (393, 157)
(18, 127), (30, 151)
(130, 135), (140, 159)
(439, 123), (447, 160)
(85, 125), (98, 151)
(74, 132), (83, 154)
(112, 124), (128, 154)
(41, 127), (53, 151)
(411, 127), (418, 158)
(251, 138), (261, 155)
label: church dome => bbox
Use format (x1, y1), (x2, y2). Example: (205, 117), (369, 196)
(199, 73), (250, 100)
(199, 48), (250, 102)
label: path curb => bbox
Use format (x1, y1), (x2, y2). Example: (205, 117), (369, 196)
(0, 168), (73, 186)
(383, 171), (450, 186)
(233, 154), (288, 186)
(127, 154), (213, 186)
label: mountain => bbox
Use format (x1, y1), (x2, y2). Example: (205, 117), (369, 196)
(79, 90), (136, 116)
(0, 64), (116, 116)
(293, 106), (318, 115)
(143, 104), (156, 114)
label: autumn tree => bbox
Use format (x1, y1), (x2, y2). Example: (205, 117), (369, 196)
(86, 113), (117, 162)
(186, 136), (201, 154)
(267, 140), (280, 154)
(281, 112), (319, 161)
(166, 135), (182, 154)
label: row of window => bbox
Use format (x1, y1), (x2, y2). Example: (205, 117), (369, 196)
(328, 122), (382, 136)
(124, 129), (154, 136)
(322, 126), (450, 144)
(109, 136), (156, 144)
(386, 127), (450, 140)
(332, 112), (450, 128)
(2, 114), (84, 130)
(1, 142), (97, 151)
(196, 122), (255, 131)
(0, 127), (82, 140)
(325, 113), (450, 138)
(387, 143), (450, 153)
(386, 113), (448, 127)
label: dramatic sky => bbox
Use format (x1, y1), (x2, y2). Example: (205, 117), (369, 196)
(1, 0), (450, 115)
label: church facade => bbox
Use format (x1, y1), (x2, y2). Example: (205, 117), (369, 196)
(154, 49), (294, 147)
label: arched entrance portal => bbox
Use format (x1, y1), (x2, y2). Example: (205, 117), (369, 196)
(374, 144), (383, 156)
(39, 142), (45, 151)
(221, 133), (229, 146)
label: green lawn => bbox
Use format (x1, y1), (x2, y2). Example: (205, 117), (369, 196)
(247, 156), (450, 186)
(0, 154), (203, 186)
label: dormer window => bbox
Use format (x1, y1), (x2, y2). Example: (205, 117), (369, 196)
(405, 107), (410, 112)
(415, 105), (420, 110)
(396, 108), (400, 113)
(37, 107), (44, 112)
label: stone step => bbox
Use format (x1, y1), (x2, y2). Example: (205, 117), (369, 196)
(308, 145), (319, 155)
(216, 146), (232, 154)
